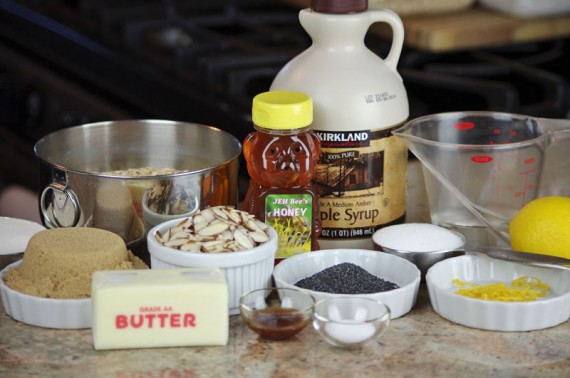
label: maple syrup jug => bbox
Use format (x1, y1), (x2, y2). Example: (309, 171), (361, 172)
(271, 0), (409, 249)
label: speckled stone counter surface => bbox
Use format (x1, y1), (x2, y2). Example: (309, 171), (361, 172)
(1, 161), (569, 378)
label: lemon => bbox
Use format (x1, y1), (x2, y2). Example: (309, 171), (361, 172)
(509, 196), (570, 259)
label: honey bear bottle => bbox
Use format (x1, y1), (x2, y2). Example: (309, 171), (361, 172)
(243, 91), (321, 261)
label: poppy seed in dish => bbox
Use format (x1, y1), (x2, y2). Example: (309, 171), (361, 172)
(295, 262), (399, 294)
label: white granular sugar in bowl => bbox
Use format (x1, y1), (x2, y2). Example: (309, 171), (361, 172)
(372, 223), (465, 252)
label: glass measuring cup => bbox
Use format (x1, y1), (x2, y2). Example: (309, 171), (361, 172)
(393, 111), (570, 247)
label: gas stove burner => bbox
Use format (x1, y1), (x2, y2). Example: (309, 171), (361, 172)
(400, 40), (569, 119)
(149, 25), (193, 49)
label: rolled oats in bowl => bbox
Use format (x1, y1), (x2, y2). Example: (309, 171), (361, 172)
(102, 167), (187, 177)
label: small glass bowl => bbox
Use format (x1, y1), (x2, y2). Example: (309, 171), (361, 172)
(239, 287), (315, 340)
(313, 297), (391, 348)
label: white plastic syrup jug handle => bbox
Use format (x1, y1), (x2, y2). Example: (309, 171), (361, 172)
(367, 9), (404, 71)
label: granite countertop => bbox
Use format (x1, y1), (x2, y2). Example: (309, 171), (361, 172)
(1, 160), (569, 378)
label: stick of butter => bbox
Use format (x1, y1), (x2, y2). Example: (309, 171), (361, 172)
(92, 268), (229, 350)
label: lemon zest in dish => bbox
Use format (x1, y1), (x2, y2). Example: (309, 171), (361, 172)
(452, 276), (550, 302)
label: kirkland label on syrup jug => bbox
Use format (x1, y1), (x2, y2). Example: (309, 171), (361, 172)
(313, 126), (407, 239)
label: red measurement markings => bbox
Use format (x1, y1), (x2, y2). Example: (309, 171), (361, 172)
(523, 157), (535, 165)
(518, 167), (538, 204)
(471, 155), (493, 163)
(454, 121), (475, 130)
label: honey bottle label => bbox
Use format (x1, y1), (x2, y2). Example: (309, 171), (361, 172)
(313, 125), (407, 239)
(265, 193), (313, 258)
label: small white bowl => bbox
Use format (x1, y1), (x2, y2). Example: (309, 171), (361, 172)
(0, 261), (91, 329)
(313, 297), (390, 348)
(147, 218), (278, 315)
(273, 249), (421, 319)
(142, 187), (199, 231)
(426, 255), (570, 331)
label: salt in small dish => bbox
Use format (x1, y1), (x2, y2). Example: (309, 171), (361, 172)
(313, 297), (390, 348)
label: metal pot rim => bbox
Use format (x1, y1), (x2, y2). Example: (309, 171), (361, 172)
(34, 119), (242, 177)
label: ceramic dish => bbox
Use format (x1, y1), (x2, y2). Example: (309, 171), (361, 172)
(0, 261), (92, 329)
(141, 186), (199, 231)
(0, 217), (45, 270)
(147, 216), (278, 315)
(426, 255), (570, 331)
(273, 249), (421, 319)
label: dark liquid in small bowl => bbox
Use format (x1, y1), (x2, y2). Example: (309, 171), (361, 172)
(244, 307), (310, 340)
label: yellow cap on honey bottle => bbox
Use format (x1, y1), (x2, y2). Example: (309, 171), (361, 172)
(252, 91), (313, 130)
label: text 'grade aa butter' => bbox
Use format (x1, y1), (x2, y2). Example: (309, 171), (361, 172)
(91, 268), (229, 350)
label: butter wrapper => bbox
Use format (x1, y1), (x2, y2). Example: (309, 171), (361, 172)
(92, 268), (228, 350)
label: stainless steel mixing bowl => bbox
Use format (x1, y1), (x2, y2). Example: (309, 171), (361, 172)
(34, 120), (242, 259)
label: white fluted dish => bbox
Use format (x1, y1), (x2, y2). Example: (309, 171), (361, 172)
(273, 249), (421, 319)
(426, 255), (570, 331)
(147, 218), (278, 315)
(0, 261), (92, 329)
